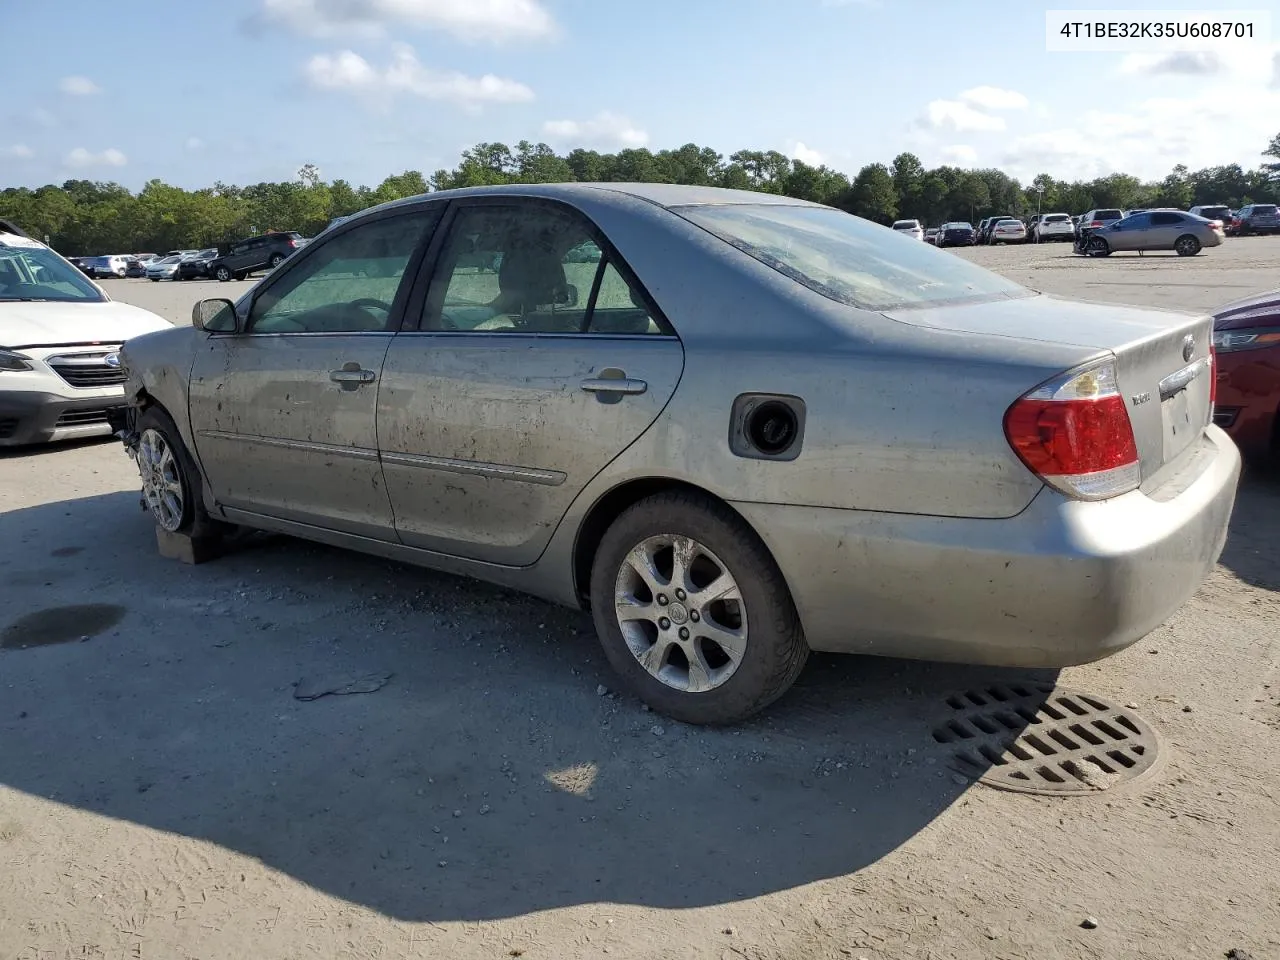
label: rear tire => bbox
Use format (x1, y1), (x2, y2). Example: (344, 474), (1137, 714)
(588, 492), (809, 725)
(1174, 234), (1201, 257)
(268, 253), (284, 268)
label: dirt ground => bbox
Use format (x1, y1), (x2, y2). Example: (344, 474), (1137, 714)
(1, 239), (1279, 960)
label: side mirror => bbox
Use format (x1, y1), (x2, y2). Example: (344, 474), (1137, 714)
(192, 298), (238, 333)
(556, 284), (579, 308)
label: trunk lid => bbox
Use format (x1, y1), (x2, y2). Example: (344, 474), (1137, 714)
(884, 294), (1214, 479)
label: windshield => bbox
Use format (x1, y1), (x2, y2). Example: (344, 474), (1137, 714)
(674, 203), (1028, 311)
(0, 241), (105, 303)
(154, 255), (182, 265)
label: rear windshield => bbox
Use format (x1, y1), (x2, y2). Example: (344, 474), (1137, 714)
(1096, 210), (1123, 220)
(1044, 214), (1070, 222)
(891, 221), (919, 229)
(675, 203), (1028, 311)
(1198, 207), (1229, 217)
(945, 223), (972, 230)
(995, 219), (1022, 225)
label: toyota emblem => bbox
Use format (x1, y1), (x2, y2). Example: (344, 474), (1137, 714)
(1181, 335), (1194, 363)
(103, 353), (121, 368)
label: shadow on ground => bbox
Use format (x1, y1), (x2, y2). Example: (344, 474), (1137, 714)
(1219, 464), (1280, 592)
(0, 491), (1058, 921)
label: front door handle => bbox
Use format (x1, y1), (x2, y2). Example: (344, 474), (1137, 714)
(330, 364), (377, 389)
(581, 374), (647, 396)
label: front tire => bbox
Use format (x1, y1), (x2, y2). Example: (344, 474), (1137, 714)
(1174, 234), (1201, 257)
(268, 253), (284, 268)
(1086, 236), (1111, 257)
(589, 492), (809, 725)
(214, 265), (232, 282)
(135, 406), (224, 540)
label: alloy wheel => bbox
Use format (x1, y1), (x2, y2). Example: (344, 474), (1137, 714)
(137, 428), (185, 532)
(613, 534), (747, 693)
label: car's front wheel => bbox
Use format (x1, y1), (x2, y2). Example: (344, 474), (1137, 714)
(1174, 234), (1201, 257)
(589, 491), (809, 725)
(1086, 236), (1111, 257)
(214, 265), (232, 282)
(268, 253), (284, 268)
(135, 406), (224, 540)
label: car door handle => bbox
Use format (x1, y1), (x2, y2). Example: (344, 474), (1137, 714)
(330, 368), (377, 385)
(581, 376), (647, 396)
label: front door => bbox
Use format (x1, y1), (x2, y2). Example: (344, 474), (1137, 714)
(377, 200), (685, 566)
(189, 210), (438, 539)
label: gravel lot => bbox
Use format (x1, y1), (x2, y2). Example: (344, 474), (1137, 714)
(2, 239), (1279, 960)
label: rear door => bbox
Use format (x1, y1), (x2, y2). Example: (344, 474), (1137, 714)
(377, 198), (685, 565)
(1148, 211), (1186, 248)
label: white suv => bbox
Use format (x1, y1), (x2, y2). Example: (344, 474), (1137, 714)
(0, 222), (174, 446)
(891, 219), (924, 241)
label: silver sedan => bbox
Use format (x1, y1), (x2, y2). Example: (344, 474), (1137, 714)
(112, 183), (1240, 724)
(1082, 209), (1225, 257)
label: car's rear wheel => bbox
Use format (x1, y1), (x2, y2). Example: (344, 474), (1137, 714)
(268, 253), (284, 268)
(588, 491), (809, 725)
(1086, 236), (1111, 257)
(135, 406), (223, 540)
(1174, 234), (1201, 257)
(214, 265), (232, 282)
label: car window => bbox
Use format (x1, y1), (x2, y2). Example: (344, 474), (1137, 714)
(248, 213), (430, 334)
(585, 256), (663, 335)
(1120, 213), (1150, 227)
(675, 203), (1028, 311)
(1151, 212), (1183, 226)
(425, 204), (595, 334)
(1254, 204), (1277, 215)
(0, 242), (105, 303)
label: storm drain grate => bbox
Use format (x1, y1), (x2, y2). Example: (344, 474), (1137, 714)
(932, 682), (1160, 795)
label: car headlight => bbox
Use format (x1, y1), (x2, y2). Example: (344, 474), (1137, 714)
(1212, 328), (1280, 353)
(0, 349), (33, 372)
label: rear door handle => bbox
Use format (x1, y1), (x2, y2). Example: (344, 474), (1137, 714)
(581, 374), (647, 396)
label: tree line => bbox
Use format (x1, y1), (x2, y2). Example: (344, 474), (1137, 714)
(3, 134), (1278, 256)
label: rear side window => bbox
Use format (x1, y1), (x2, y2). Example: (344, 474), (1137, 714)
(675, 203), (1028, 311)
(1253, 204), (1278, 215)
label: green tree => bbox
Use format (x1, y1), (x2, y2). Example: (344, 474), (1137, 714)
(845, 163), (897, 222)
(952, 173), (990, 222)
(890, 152), (925, 216)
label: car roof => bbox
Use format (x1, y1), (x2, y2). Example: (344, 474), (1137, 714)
(373, 182), (826, 218)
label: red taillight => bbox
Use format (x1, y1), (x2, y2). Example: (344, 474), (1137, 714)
(1004, 359), (1140, 501)
(288, 238), (298, 247)
(1088, 220), (1102, 228)
(1209, 346), (1217, 407)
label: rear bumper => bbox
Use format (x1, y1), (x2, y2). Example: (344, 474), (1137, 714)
(733, 426), (1240, 668)
(0, 389), (126, 446)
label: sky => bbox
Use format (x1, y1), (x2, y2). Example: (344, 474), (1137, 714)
(2, 0), (1279, 192)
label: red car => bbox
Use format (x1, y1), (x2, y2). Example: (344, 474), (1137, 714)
(1213, 288), (1280, 459)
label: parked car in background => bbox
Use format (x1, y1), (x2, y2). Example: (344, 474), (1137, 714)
(1079, 210), (1223, 257)
(980, 216), (1017, 244)
(67, 256), (94, 276)
(1073, 208), (1126, 250)
(0, 221), (173, 446)
(936, 222), (975, 247)
(145, 254), (185, 281)
(177, 248), (220, 280)
(1031, 213), (1075, 242)
(1228, 203), (1280, 236)
(1212, 288), (1280, 460)
(125, 257), (148, 278)
(990, 218), (1027, 244)
(1189, 204), (1232, 227)
(1126, 208), (1148, 218)
(891, 219), (924, 241)
(923, 227), (939, 245)
(86, 254), (131, 279)
(109, 182), (1239, 724)
(209, 231), (304, 281)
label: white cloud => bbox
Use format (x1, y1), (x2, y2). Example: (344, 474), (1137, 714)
(1118, 51), (1226, 77)
(922, 99), (1005, 133)
(257, 0), (552, 41)
(59, 75), (102, 96)
(958, 86), (1028, 111)
(940, 144), (978, 165)
(305, 45), (533, 107)
(542, 111), (649, 149)
(2, 144), (34, 159)
(791, 141), (825, 166)
(186, 137), (205, 150)
(65, 147), (128, 168)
